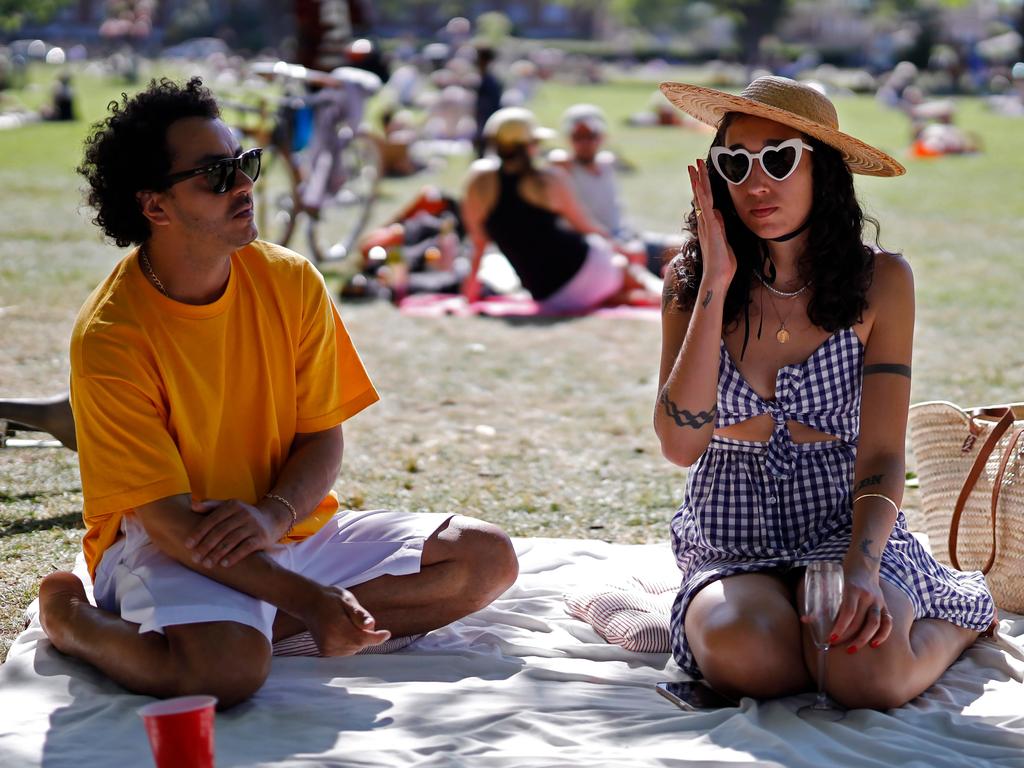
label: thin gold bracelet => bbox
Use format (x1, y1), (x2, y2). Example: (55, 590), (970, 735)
(853, 492), (900, 515)
(265, 492), (297, 535)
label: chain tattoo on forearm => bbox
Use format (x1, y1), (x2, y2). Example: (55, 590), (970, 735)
(660, 392), (717, 430)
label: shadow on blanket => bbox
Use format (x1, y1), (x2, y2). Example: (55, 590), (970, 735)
(42, 676), (391, 767)
(4, 539), (1023, 768)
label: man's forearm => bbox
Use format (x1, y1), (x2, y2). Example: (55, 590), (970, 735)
(261, 424), (344, 526)
(136, 496), (321, 619)
(134, 426), (345, 614)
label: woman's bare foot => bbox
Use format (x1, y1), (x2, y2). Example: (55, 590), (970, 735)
(38, 571), (89, 653)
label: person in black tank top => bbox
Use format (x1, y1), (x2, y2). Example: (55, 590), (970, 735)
(461, 107), (661, 312)
(484, 168), (588, 300)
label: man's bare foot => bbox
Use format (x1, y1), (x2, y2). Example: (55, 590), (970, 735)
(38, 571), (88, 653)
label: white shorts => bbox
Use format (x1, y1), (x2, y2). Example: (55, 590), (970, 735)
(540, 234), (624, 314)
(93, 509), (453, 641)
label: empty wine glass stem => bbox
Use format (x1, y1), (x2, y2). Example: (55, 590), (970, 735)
(815, 647), (829, 708)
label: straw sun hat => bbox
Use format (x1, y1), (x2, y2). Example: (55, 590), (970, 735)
(660, 76), (905, 177)
(483, 107), (556, 150)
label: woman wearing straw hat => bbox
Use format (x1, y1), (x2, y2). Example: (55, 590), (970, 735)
(460, 106), (658, 312)
(654, 76), (995, 709)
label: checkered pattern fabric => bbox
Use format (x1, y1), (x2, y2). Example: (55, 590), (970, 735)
(670, 330), (996, 679)
(717, 328), (863, 479)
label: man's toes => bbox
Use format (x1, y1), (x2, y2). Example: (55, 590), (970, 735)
(39, 571), (87, 602)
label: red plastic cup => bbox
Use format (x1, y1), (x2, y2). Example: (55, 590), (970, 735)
(137, 695), (218, 768)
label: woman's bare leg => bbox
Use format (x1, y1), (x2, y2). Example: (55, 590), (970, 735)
(685, 572), (812, 699)
(809, 580), (981, 710)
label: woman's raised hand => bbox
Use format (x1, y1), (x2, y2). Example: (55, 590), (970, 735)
(688, 159), (736, 291)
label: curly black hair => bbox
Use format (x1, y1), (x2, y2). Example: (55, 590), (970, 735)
(668, 112), (893, 357)
(77, 77), (220, 247)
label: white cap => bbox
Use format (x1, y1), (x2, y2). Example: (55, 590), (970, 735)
(562, 103), (607, 135)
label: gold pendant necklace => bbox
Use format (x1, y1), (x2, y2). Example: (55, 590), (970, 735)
(763, 285), (798, 344)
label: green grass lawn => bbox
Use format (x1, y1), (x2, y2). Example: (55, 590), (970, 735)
(1, 62), (1022, 661)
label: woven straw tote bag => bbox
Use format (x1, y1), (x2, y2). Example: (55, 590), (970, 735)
(908, 401), (1024, 613)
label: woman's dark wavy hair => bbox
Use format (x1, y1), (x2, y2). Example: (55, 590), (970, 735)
(668, 112), (892, 357)
(77, 77), (220, 247)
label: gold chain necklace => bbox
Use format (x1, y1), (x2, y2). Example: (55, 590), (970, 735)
(139, 246), (169, 297)
(762, 284), (800, 344)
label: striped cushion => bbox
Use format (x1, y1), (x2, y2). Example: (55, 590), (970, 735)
(564, 575), (677, 654)
(271, 631), (423, 657)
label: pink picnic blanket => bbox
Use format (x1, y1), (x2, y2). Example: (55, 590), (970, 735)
(398, 293), (661, 320)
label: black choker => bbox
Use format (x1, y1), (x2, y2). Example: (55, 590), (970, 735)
(767, 217), (811, 242)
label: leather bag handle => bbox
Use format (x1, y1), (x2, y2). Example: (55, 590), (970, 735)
(984, 426), (1024, 573)
(949, 408), (1015, 570)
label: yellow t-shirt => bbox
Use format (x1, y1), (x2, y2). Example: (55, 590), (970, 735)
(71, 240), (379, 578)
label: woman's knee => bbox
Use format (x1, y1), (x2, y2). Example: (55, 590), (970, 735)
(824, 634), (926, 710)
(827, 660), (914, 710)
(168, 623), (272, 709)
(688, 603), (807, 697)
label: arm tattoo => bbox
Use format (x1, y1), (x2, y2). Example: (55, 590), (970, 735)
(660, 391), (716, 429)
(859, 537), (882, 565)
(702, 289), (713, 309)
(863, 363), (911, 379)
(661, 277), (675, 312)
(853, 474), (884, 494)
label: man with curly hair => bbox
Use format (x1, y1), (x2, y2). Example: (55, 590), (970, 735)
(37, 77), (518, 709)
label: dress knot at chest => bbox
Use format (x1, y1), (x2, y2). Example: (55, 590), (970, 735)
(766, 410), (797, 479)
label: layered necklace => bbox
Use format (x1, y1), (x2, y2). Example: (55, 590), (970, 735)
(754, 270), (809, 344)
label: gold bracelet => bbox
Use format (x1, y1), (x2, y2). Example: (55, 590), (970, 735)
(265, 493), (297, 535)
(853, 493), (900, 515)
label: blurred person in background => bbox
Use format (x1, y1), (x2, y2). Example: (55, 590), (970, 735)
(473, 45), (504, 158)
(550, 104), (686, 276)
(461, 107), (659, 312)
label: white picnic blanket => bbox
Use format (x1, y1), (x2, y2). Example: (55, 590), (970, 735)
(1, 538), (1022, 767)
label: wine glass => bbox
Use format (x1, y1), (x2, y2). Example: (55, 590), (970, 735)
(798, 561), (846, 721)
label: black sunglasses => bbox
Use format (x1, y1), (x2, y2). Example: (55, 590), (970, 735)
(164, 148), (262, 194)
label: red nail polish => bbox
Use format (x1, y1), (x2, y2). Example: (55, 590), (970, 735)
(870, 640), (880, 649)
(829, 634), (839, 644)
(846, 645), (858, 655)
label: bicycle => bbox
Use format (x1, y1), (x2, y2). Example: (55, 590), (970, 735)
(229, 63), (384, 265)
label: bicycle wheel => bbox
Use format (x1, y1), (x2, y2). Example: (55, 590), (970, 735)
(255, 145), (299, 247)
(306, 132), (382, 263)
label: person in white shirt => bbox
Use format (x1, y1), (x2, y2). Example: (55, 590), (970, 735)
(550, 104), (686, 276)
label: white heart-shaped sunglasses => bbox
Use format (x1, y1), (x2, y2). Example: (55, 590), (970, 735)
(709, 138), (814, 185)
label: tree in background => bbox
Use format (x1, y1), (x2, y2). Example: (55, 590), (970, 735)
(1, 0), (72, 33)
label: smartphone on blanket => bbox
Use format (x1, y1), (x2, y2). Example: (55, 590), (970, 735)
(656, 681), (737, 711)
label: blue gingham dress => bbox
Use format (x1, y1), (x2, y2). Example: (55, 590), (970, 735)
(669, 327), (995, 679)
